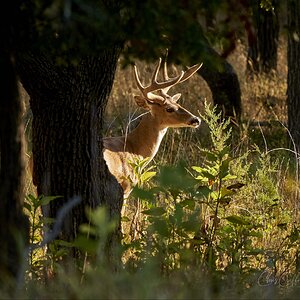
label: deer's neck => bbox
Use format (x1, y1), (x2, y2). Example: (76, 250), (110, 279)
(125, 113), (167, 160)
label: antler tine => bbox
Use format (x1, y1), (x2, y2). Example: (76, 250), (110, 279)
(161, 62), (203, 95)
(151, 58), (162, 83)
(134, 59), (184, 99)
(161, 58), (172, 94)
(163, 49), (169, 81)
(150, 57), (185, 93)
(145, 69), (184, 96)
(133, 65), (146, 96)
(163, 58), (170, 81)
(178, 63), (203, 83)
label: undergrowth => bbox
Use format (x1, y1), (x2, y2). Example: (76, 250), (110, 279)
(12, 103), (300, 299)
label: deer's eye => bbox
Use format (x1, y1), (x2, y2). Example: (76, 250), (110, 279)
(166, 107), (175, 113)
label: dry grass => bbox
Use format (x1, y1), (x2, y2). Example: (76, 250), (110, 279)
(106, 37), (288, 125)
(105, 37), (288, 168)
(233, 38), (288, 123)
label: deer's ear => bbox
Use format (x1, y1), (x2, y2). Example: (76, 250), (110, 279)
(134, 95), (150, 110)
(172, 93), (181, 102)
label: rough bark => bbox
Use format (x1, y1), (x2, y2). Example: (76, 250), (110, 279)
(16, 49), (123, 248)
(287, 0), (300, 154)
(0, 1), (29, 288)
(198, 47), (242, 120)
(247, 0), (279, 73)
(0, 50), (29, 286)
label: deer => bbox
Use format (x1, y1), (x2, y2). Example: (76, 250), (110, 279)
(103, 58), (202, 198)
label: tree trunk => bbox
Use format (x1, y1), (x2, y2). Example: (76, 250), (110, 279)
(287, 0), (300, 154)
(198, 47), (242, 120)
(0, 1), (29, 288)
(16, 49), (123, 250)
(247, 0), (279, 74)
(0, 50), (29, 286)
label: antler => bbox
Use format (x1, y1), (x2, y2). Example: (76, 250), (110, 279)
(134, 58), (184, 101)
(162, 57), (203, 94)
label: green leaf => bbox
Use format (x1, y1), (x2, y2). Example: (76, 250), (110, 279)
(152, 219), (169, 237)
(219, 158), (230, 179)
(179, 199), (195, 210)
(211, 191), (219, 200)
(219, 146), (230, 158)
(195, 175), (209, 182)
(192, 166), (204, 173)
(140, 171), (156, 183)
(220, 187), (235, 198)
(53, 249), (68, 258)
(142, 207), (166, 216)
(200, 149), (219, 162)
(196, 186), (212, 198)
(23, 202), (32, 214)
(25, 194), (40, 209)
(222, 174), (238, 181)
(40, 195), (61, 206)
(248, 231), (263, 238)
(131, 187), (154, 201)
(289, 227), (299, 243)
(226, 215), (250, 226)
(139, 157), (151, 168)
(181, 220), (199, 232)
(26, 193), (37, 202)
(79, 224), (97, 236)
(174, 204), (183, 223)
(201, 170), (217, 180)
(73, 236), (98, 253)
(158, 164), (196, 190)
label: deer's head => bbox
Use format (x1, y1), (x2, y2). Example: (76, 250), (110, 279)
(133, 58), (202, 129)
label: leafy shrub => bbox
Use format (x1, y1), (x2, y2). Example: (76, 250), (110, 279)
(19, 103), (300, 299)
(123, 103), (300, 290)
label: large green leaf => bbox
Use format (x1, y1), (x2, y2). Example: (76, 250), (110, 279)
(142, 207), (166, 216)
(226, 215), (251, 226)
(140, 171), (157, 183)
(40, 195), (62, 206)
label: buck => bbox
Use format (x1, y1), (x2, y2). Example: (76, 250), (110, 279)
(103, 58), (202, 198)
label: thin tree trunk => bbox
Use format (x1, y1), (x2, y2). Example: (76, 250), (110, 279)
(247, 0), (279, 74)
(17, 49), (123, 252)
(287, 0), (300, 154)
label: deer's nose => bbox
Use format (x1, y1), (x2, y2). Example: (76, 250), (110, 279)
(188, 117), (201, 128)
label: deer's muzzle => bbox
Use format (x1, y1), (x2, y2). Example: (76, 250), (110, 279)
(188, 117), (201, 128)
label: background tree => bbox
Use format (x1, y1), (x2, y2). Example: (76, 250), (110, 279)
(198, 47), (241, 119)
(287, 0), (300, 155)
(247, 0), (280, 73)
